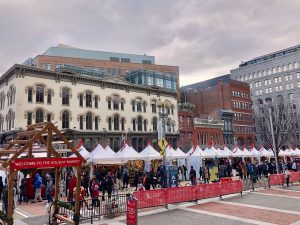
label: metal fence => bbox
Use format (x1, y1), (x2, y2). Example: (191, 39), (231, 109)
(49, 194), (129, 224)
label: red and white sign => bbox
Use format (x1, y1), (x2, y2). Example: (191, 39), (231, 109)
(127, 197), (137, 225)
(10, 157), (82, 169)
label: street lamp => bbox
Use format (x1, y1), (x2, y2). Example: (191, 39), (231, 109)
(156, 98), (171, 188)
(265, 101), (279, 174)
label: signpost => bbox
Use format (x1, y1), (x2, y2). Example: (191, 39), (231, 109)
(127, 195), (138, 225)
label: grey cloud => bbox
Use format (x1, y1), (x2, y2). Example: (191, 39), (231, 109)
(1, 0), (300, 85)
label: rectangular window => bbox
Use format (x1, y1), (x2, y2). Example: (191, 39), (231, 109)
(47, 113), (51, 122)
(132, 103), (135, 112)
(47, 90), (52, 104)
(137, 102), (142, 112)
(111, 68), (116, 76)
(121, 101), (124, 111)
(108, 99), (111, 110)
(79, 94), (83, 107)
(118, 68), (122, 76)
(298, 81), (300, 88)
(62, 89), (69, 105)
(148, 76), (154, 85)
(121, 58), (130, 63)
(86, 93), (92, 107)
(125, 69), (130, 76)
(28, 88), (32, 102)
(113, 101), (119, 110)
(156, 78), (164, 87)
(36, 85), (44, 103)
(151, 102), (156, 113)
(108, 118), (112, 131)
(95, 117), (99, 130)
(95, 96), (98, 108)
(27, 112), (32, 125)
(80, 116), (83, 130)
(109, 57), (120, 62)
(166, 80), (172, 89)
(297, 72), (300, 79)
(187, 116), (191, 128)
(289, 74), (293, 80)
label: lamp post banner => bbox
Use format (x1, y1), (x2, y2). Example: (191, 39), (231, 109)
(10, 157), (82, 169)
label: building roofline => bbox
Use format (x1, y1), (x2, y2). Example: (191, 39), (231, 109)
(0, 64), (178, 97)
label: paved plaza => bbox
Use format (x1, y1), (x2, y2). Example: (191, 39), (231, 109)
(12, 183), (300, 225)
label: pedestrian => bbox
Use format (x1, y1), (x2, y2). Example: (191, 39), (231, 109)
(46, 174), (54, 203)
(68, 172), (77, 202)
(134, 171), (139, 191)
(2, 185), (8, 213)
(112, 173), (119, 196)
(189, 166), (196, 185)
(149, 170), (155, 190)
(284, 169), (290, 187)
(203, 165), (209, 183)
(100, 175), (107, 201)
(19, 178), (28, 204)
(91, 176), (100, 207)
(122, 171), (129, 190)
(0, 176), (3, 200)
(82, 173), (90, 197)
(106, 171), (114, 199)
(32, 173), (43, 203)
(292, 161), (297, 172)
(143, 174), (150, 190)
(182, 165), (187, 180)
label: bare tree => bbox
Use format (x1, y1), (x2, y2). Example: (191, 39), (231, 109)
(255, 97), (300, 152)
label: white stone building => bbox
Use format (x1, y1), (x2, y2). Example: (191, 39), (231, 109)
(0, 64), (179, 151)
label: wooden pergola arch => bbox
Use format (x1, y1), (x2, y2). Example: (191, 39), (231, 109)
(0, 122), (86, 225)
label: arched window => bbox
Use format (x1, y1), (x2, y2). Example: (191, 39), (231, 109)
(86, 92), (92, 107)
(62, 88), (69, 105)
(288, 63), (293, 70)
(62, 111), (69, 129)
(294, 62), (298, 68)
(35, 109), (44, 123)
(137, 101), (142, 112)
(114, 115), (119, 130)
(121, 118), (125, 131)
(153, 117), (157, 131)
(86, 113), (92, 130)
(137, 116), (142, 131)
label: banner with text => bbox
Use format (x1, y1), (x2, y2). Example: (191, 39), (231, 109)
(11, 157), (82, 169)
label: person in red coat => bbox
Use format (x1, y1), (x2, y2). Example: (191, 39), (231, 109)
(68, 173), (76, 201)
(91, 176), (100, 207)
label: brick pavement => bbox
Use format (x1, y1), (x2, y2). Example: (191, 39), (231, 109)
(189, 201), (300, 225)
(258, 188), (300, 197)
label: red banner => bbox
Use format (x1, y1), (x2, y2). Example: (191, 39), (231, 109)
(269, 174), (284, 186)
(10, 157), (82, 169)
(127, 197), (137, 225)
(166, 186), (194, 204)
(220, 180), (242, 196)
(198, 183), (221, 199)
(133, 189), (166, 209)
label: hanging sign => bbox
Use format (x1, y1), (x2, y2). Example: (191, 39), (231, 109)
(10, 157), (82, 169)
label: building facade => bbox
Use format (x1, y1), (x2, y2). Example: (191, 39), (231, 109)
(25, 44), (179, 91)
(0, 64), (179, 151)
(230, 45), (300, 145)
(181, 75), (254, 146)
(178, 103), (228, 150)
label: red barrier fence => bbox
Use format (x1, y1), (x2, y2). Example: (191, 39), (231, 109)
(269, 174), (284, 186)
(133, 180), (243, 209)
(290, 172), (300, 183)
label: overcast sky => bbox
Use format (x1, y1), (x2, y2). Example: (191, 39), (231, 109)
(1, 0), (300, 86)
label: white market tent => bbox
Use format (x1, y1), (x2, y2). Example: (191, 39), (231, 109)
(187, 145), (203, 156)
(140, 145), (162, 160)
(267, 148), (275, 157)
(175, 147), (188, 158)
(278, 149), (287, 157)
(260, 147), (273, 157)
(165, 145), (178, 159)
(232, 147), (244, 157)
(88, 144), (121, 164)
(105, 145), (116, 156)
(203, 146), (217, 158)
(217, 146), (232, 158)
(294, 148), (300, 156)
(70, 145), (90, 160)
(250, 147), (261, 158)
(186, 145), (205, 177)
(115, 144), (143, 162)
(242, 147), (253, 157)
(285, 148), (295, 157)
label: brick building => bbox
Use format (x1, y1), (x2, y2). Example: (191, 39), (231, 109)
(178, 102), (225, 151)
(181, 74), (254, 147)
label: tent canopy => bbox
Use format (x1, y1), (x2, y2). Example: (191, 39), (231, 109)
(250, 147), (260, 157)
(242, 147), (253, 157)
(140, 145), (161, 159)
(88, 144), (121, 164)
(203, 146), (217, 158)
(70, 145), (90, 160)
(175, 147), (188, 158)
(115, 144), (143, 161)
(217, 146), (232, 158)
(232, 147), (244, 157)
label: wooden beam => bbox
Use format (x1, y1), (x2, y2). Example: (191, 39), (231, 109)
(47, 128), (52, 158)
(16, 130), (39, 137)
(7, 168), (17, 225)
(54, 168), (60, 202)
(50, 125), (86, 163)
(39, 137), (61, 158)
(74, 166), (82, 225)
(2, 124), (50, 168)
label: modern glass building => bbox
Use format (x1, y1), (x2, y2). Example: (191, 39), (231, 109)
(126, 69), (177, 91)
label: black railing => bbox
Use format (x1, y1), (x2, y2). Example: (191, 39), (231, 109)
(49, 194), (129, 224)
